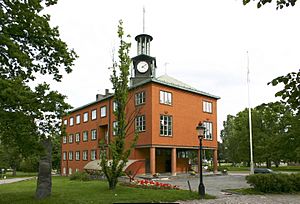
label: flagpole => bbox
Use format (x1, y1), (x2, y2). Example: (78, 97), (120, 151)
(247, 51), (254, 175)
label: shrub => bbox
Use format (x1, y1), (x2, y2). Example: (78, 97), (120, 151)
(69, 171), (91, 181)
(246, 173), (300, 193)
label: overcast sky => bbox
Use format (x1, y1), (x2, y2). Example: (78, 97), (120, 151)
(44, 0), (299, 139)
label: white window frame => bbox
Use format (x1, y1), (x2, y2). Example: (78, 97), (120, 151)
(160, 91), (172, 105)
(63, 119), (68, 126)
(203, 121), (213, 140)
(113, 121), (118, 136)
(135, 91), (146, 105)
(69, 168), (72, 175)
(76, 114), (80, 124)
(68, 151), (73, 161)
(203, 101), (212, 113)
(69, 134), (73, 143)
(75, 133), (80, 143)
(63, 136), (67, 144)
(91, 109), (97, 120)
(135, 115), (146, 132)
(75, 151), (80, 161)
(70, 117), (74, 126)
(63, 167), (66, 174)
(83, 112), (88, 122)
(91, 129), (97, 140)
(100, 106), (107, 118)
(83, 150), (88, 161)
(83, 131), (88, 142)
(113, 101), (118, 112)
(91, 150), (96, 161)
(160, 115), (172, 136)
(63, 152), (67, 160)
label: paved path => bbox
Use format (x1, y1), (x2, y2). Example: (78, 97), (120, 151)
(146, 173), (300, 204)
(0, 177), (34, 185)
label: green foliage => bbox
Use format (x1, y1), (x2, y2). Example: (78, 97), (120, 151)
(222, 102), (299, 165)
(69, 171), (91, 181)
(246, 173), (300, 193)
(0, 0), (78, 81)
(243, 0), (297, 9)
(100, 20), (138, 190)
(19, 156), (39, 172)
(268, 71), (300, 115)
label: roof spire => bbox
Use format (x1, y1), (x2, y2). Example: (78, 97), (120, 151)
(143, 6), (145, 33)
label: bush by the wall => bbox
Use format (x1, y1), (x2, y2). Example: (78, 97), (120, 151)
(69, 171), (91, 181)
(246, 173), (300, 193)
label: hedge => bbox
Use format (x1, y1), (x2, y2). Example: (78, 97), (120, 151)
(246, 173), (300, 193)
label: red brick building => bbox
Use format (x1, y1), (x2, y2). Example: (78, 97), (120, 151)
(61, 33), (220, 176)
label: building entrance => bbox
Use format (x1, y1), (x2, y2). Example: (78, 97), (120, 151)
(156, 148), (171, 173)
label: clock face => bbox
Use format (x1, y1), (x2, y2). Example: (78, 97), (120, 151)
(137, 61), (149, 73)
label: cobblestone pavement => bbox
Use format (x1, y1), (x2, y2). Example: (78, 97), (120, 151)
(146, 173), (300, 204)
(178, 194), (300, 204)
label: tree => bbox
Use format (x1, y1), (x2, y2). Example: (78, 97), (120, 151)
(99, 20), (138, 190)
(268, 71), (300, 115)
(0, 0), (77, 199)
(242, 0), (297, 9)
(222, 102), (297, 167)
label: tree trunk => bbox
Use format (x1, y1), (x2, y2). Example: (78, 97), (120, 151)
(108, 177), (118, 190)
(35, 139), (52, 199)
(12, 166), (17, 176)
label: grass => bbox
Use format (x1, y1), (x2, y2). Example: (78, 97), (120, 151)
(219, 165), (300, 172)
(0, 176), (212, 204)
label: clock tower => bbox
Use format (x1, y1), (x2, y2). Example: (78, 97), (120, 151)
(131, 33), (157, 86)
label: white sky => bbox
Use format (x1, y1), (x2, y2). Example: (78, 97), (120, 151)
(44, 0), (300, 140)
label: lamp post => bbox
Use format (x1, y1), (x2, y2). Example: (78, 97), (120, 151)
(196, 122), (206, 198)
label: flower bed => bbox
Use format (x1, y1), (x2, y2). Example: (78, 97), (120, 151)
(122, 179), (180, 190)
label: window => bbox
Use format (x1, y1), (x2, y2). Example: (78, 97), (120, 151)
(135, 115), (146, 132)
(203, 121), (213, 140)
(83, 112), (88, 122)
(69, 168), (72, 175)
(100, 106), (107, 117)
(91, 109), (97, 120)
(70, 117), (74, 126)
(91, 150), (96, 161)
(69, 134), (74, 143)
(75, 168), (79, 172)
(75, 133), (80, 143)
(135, 91), (146, 105)
(63, 152), (67, 160)
(68, 151), (73, 161)
(63, 136), (67, 144)
(83, 131), (88, 142)
(76, 115), (80, 124)
(160, 115), (172, 136)
(75, 151), (80, 161)
(83, 150), (88, 161)
(63, 167), (66, 174)
(63, 119), (68, 126)
(113, 121), (119, 136)
(203, 101), (212, 113)
(91, 129), (97, 140)
(113, 101), (118, 112)
(160, 91), (172, 105)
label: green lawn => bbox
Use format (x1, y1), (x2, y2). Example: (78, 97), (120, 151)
(0, 177), (210, 204)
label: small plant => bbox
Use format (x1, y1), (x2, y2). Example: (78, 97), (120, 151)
(69, 171), (91, 181)
(152, 173), (160, 178)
